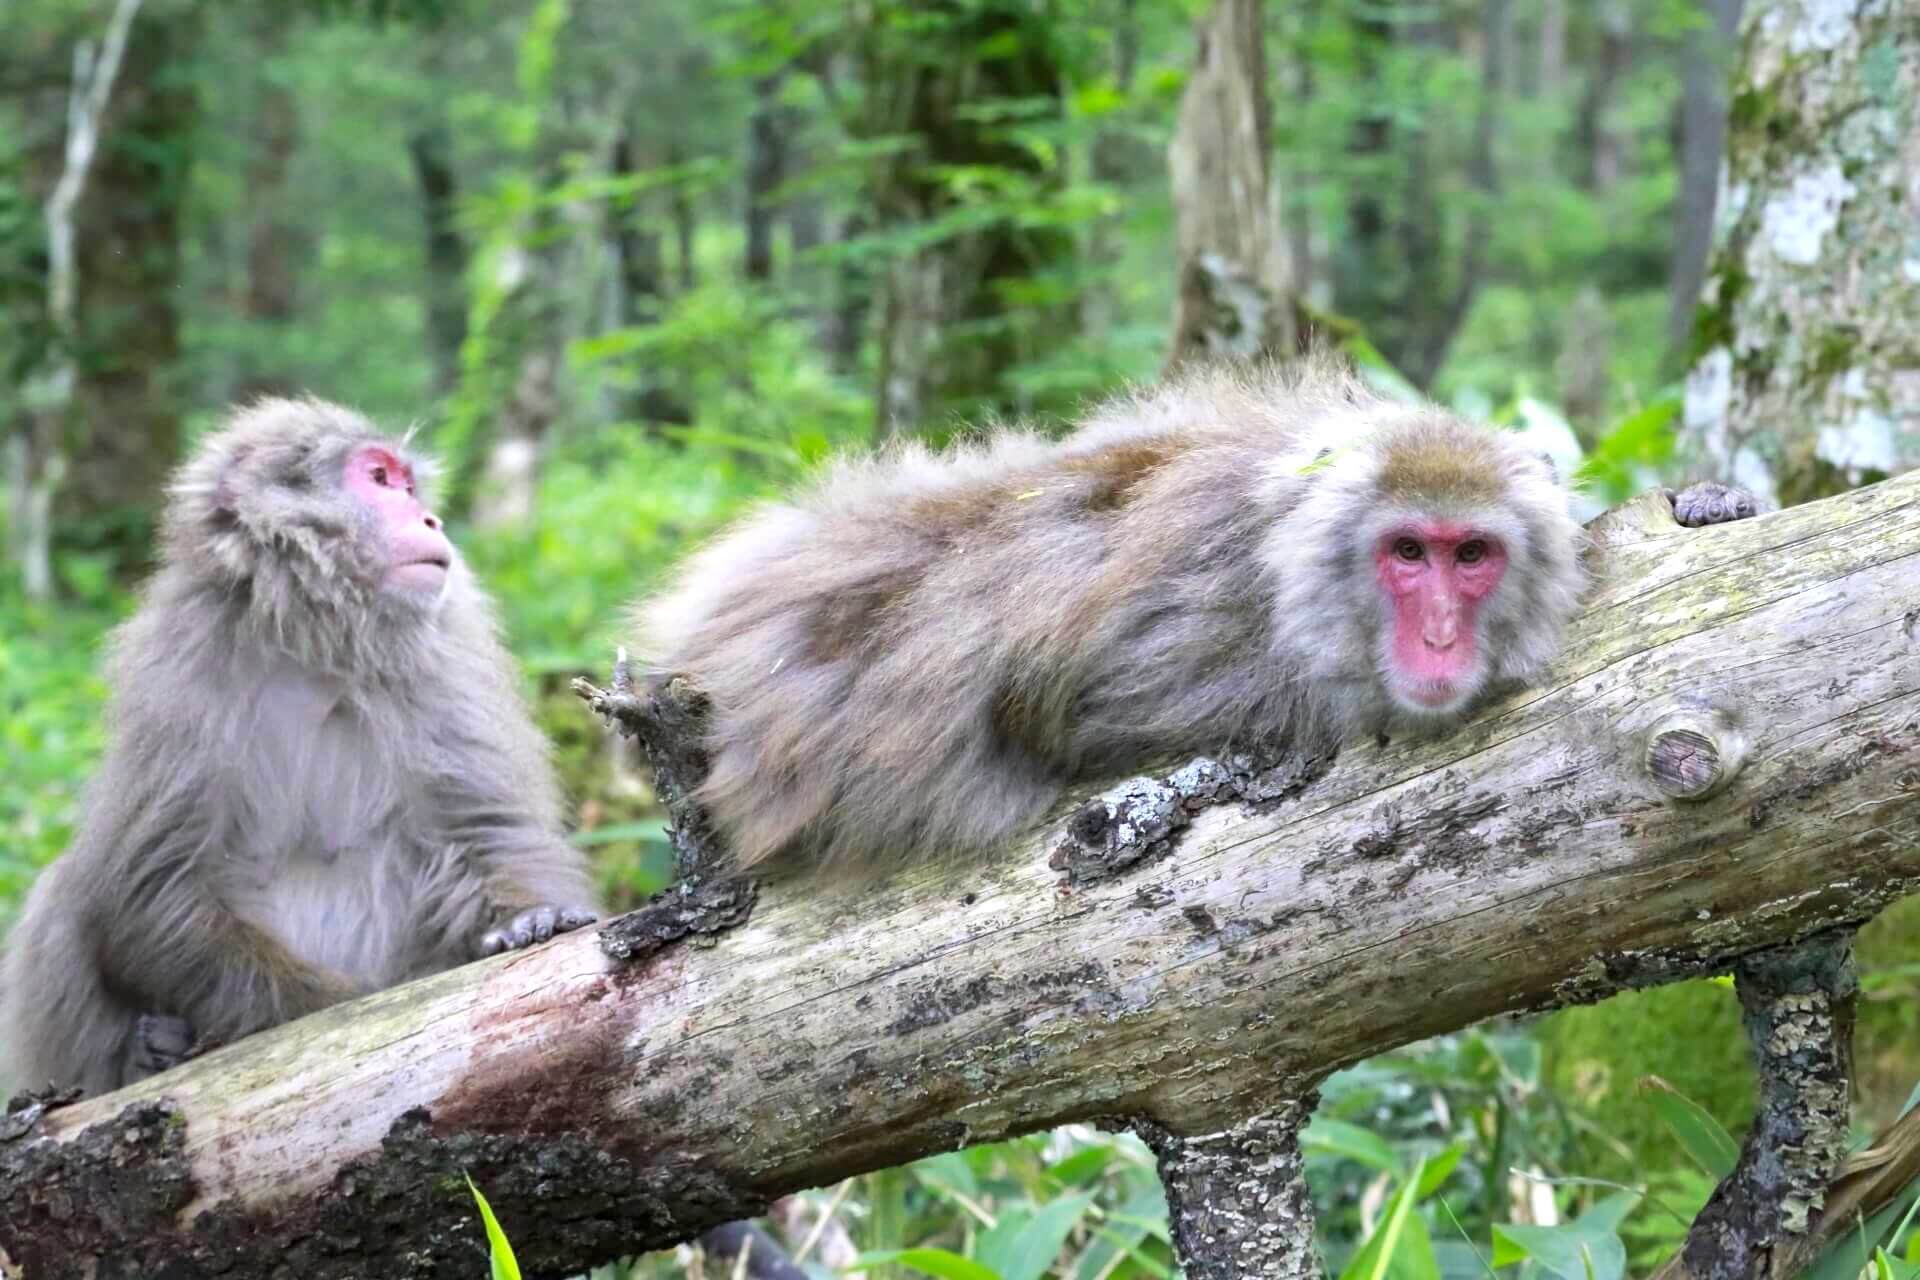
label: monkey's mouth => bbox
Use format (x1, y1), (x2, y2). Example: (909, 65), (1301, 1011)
(1394, 676), (1475, 716)
(389, 556), (452, 589)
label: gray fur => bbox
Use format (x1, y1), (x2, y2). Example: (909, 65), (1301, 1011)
(0, 398), (598, 1096)
(632, 359), (1589, 877)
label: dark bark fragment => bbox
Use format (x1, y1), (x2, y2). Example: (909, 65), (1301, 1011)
(1681, 930), (1856, 1280)
(1127, 1095), (1324, 1279)
(1, 1103), (764, 1280)
(0, 1100), (193, 1278)
(574, 658), (726, 886)
(1050, 750), (1333, 886)
(598, 878), (759, 965)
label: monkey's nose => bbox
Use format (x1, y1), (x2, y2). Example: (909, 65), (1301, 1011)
(423, 514), (442, 531)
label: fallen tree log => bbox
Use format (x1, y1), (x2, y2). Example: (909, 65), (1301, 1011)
(4, 475), (1920, 1278)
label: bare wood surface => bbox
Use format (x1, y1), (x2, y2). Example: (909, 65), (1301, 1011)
(5, 475), (1920, 1277)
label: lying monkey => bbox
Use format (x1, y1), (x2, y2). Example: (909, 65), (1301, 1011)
(631, 357), (1757, 877)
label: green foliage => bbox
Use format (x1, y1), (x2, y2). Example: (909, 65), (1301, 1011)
(0, 571), (120, 928)
(466, 1174), (524, 1280)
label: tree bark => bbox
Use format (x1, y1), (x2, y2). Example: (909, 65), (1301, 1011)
(56, 4), (194, 549)
(9, 0), (183, 597)
(7, 474), (1920, 1275)
(230, 8), (304, 403)
(1681, 0), (1920, 507)
(409, 118), (468, 401)
(1166, 0), (1296, 368)
(1666, 0), (1743, 356)
(744, 72), (786, 283)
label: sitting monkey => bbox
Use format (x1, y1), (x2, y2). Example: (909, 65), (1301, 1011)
(0, 399), (600, 1095)
(631, 357), (1758, 877)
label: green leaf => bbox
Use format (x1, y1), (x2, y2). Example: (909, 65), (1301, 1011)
(1412, 1143), (1467, 1200)
(978, 1193), (1094, 1280)
(1491, 1222), (1627, 1280)
(1641, 1076), (1740, 1178)
(1304, 1117), (1403, 1174)
(465, 1174), (522, 1280)
(568, 820), (671, 848)
(851, 1248), (1003, 1280)
(1045, 1141), (1117, 1186)
(1339, 1158), (1429, 1280)
(912, 1150), (982, 1200)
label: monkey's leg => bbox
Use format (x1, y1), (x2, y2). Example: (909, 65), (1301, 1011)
(128, 1013), (198, 1080)
(1126, 1094), (1324, 1280)
(1668, 931), (1855, 1280)
(697, 1222), (808, 1280)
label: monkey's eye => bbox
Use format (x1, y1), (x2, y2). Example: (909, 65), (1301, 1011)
(371, 465), (390, 487)
(1392, 537), (1424, 562)
(1456, 540), (1488, 564)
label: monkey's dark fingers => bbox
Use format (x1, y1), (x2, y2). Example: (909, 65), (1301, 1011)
(480, 904), (598, 956)
(1668, 481), (1761, 527)
(132, 1013), (197, 1077)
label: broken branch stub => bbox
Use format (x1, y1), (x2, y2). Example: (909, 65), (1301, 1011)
(5, 477), (1920, 1275)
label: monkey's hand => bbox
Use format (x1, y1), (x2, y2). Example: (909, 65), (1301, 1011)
(1666, 481), (1762, 527)
(479, 905), (599, 956)
(132, 1013), (198, 1078)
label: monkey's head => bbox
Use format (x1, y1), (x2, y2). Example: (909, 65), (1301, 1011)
(1267, 408), (1585, 731)
(163, 398), (460, 646)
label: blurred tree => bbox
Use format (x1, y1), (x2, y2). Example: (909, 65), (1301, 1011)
(1679, 0), (1919, 506)
(849, 0), (1075, 436)
(1665, 0), (1742, 356)
(231, 6), (307, 402)
(6, 0), (184, 598)
(408, 110), (468, 399)
(1164, 0), (1296, 367)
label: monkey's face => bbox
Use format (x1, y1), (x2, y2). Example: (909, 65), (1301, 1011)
(342, 445), (454, 601)
(1370, 518), (1507, 717)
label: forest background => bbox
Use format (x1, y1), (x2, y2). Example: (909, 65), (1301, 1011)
(3, 0), (1918, 1276)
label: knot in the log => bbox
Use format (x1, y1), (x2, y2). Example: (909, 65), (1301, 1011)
(1640, 699), (1750, 802)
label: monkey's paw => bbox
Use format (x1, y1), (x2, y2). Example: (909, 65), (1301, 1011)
(132, 1013), (197, 1077)
(480, 905), (600, 956)
(1666, 482), (1761, 527)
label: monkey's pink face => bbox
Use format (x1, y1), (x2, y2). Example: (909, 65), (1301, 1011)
(343, 446), (454, 595)
(1374, 520), (1508, 715)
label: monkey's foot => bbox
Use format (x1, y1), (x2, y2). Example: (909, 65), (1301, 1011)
(1122, 1094), (1324, 1279)
(1667, 482), (1761, 527)
(132, 1013), (197, 1078)
(480, 904), (600, 956)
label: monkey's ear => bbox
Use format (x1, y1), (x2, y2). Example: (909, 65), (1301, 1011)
(206, 444), (254, 528)
(1532, 450), (1561, 486)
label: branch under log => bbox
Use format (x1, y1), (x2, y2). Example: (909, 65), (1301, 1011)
(6, 477), (1920, 1276)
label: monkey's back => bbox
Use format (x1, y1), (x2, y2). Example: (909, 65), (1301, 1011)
(636, 364), (1384, 874)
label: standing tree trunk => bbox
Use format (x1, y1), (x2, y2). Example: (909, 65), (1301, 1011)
(1578, 0), (1632, 193)
(1680, 0), (1920, 507)
(1666, 0), (1743, 356)
(60, 6), (194, 550)
(1166, 0), (1296, 368)
(855, 0), (1072, 438)
(232, 10), (305, 403)
(410, 118), (469, 401)
(7, 0), (157, 598)
(743, 72), (786, 283)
